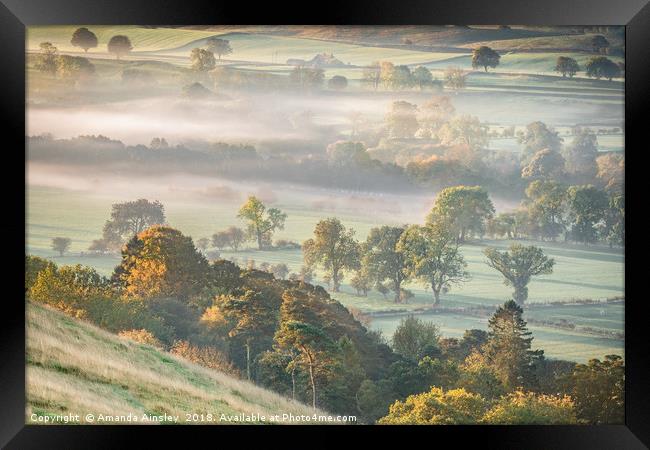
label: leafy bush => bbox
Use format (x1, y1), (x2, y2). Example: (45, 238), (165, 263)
(170, 340), (240, 377)
(25, 255), (57, 293)
(482, 390), (577, 424)
(118, 329), (164, 349)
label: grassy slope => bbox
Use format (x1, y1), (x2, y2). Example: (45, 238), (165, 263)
(26, 302), (322, 424)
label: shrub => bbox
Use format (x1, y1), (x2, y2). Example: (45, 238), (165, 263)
(170, 340), (240, 377)
(378, 386), (486, 424)
(118, 329), (164, 349)
(25, 255), (57, 293)
(30, 264), (111, 319)
(481, 390), (577, 424)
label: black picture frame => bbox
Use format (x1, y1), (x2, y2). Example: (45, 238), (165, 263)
(2, 0), (647, 447)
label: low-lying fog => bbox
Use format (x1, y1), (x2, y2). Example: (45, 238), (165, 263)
(27, 161), (521, 229)
(27, 87), (622, 147)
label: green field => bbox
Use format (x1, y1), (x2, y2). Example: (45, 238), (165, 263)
(26, 301), (323, 424)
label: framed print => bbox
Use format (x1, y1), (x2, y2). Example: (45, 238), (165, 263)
(1, 0), (648, 447)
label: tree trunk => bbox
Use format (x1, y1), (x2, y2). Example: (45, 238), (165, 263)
(513, 285), (526, 306)
(332, 271), (340, 292)
(393, 279), (401, 303)
(307, 354), (316, 410)
(257, 230), (263, 250)
(245, 342), (251, 381)
(432, 285), (441, 306)
(291, 365), (296, 401)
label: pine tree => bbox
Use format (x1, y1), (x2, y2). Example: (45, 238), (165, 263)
(483, 300), (543, 390)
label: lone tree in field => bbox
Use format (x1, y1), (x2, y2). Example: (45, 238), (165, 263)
(51, 237), (71, 256)
(237, 196), (287, 250)
(482, 300), (544, 390)
(190, 48), (216, 72)
(397, 223), (470, 306)
(426, 186), (495, 243)
(70, 27), (98, 52)
(472, 46), (500, 72)
(585, 57), (621, 81)
(484, 244), (555, 306)
(206, 37), (233, 60)
(302, 218), (360, 292)
(361, 226), (410, 303)
(103, 199), (166, 241)
(554, 56), (580, 78)
(112, 225), (210, 300)
(107, 35), (133, 60)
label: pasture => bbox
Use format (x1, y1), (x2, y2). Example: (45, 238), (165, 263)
(26, 183), (624, 363)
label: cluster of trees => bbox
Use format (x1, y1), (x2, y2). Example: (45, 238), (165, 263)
(188, 39), (234, 72)
(362, 61), (440, 91)
(25, 222), (623, 423)
(88, 196), (289, 256)
(35, 28), (133, 65)
(360, 46), (499, 93)
(34, 42), (96, 83)
(554, 55), (623, 80)
(33, 30), (136, 84)
(383, 95), (487, 146)
(301, 186), (556, 307)
(487, 181), (624, 247)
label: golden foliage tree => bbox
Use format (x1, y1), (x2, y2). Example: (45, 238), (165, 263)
(113, 225), (210, 301)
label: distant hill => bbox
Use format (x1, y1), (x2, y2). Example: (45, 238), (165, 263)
(26, 302), (323, 424)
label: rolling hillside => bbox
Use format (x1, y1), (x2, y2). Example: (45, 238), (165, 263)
(26, 302), (326, 424)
